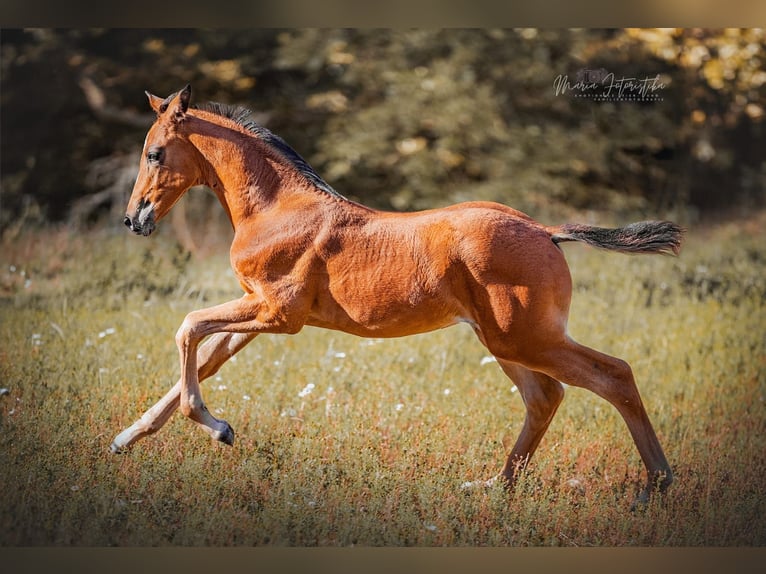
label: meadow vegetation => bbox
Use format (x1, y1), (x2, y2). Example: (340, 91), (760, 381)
(0, 211), (764, 546)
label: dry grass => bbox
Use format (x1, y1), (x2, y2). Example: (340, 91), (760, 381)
(0, 213), (764, 546)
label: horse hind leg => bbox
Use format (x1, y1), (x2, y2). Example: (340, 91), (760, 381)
(110, 331), (256, 453)
(495, 360), (566, 487)
(530, 337), (673, 506)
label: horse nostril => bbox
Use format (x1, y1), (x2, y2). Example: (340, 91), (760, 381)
(124, 216), (132, 229)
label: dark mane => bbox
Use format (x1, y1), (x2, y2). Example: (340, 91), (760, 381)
(193, 101), (345, 199)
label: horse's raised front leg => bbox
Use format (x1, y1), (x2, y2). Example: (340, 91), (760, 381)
(174, 293), (298, 445)
(110, 331), (256, 453)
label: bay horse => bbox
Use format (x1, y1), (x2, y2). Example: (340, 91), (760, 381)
(113, 85), (683, 506)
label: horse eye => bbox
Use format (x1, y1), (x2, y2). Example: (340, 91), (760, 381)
(147, 149), (163, 164)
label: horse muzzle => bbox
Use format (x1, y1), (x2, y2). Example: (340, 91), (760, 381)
(124, 200), (156, 236)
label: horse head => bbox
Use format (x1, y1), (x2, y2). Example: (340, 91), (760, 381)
(124, 85), (202, 236)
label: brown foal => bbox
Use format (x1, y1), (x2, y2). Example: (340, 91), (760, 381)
(113, 85), (683, 506)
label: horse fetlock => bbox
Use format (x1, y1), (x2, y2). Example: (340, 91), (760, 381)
(654, 468), (674, 492)
(631, 469), (673, 511)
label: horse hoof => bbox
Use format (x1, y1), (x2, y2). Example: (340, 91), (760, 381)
(110, 442), (125, 454)
(216, 423), (235, 446)
(630, 490), (651, 512)
(459, 476), (502, 492)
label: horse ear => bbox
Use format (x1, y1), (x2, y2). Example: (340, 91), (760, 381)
(178, 84), (191, 113)
(168, 84), (192, 121)
(148, 85), (192, 120)
(146, 91), (165, 115)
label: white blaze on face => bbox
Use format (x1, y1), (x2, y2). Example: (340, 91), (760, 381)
(138, 201), (155, 225)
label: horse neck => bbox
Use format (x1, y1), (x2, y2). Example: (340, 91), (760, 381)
(188, 125), (309, 229)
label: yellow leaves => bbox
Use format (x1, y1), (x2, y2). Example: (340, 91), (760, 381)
(199, 60), (240, 83)
(306, 90), (349, 113)
(234, 77), (256, 91)
(745, 103), (764, 120)
(396, 137), (427, 156)
(182, 43), (200, 58)
(326, 41), (355, 66)
(142, 38), (165, 54)
(702, 58), (726, 90)
(625, 28), (680, 60)
(691, 109), (707, 124)
(680, 43), (709, 68)
(198, 60), (255, 91)
(621, 28), (765, 95)
(435, 148), (464, 169)
(751, 70), (766, 87)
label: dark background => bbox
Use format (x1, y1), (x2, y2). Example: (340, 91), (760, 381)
(2, 28), (765, 231)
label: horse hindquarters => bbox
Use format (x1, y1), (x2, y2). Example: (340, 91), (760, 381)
(464, 224), (671, 504)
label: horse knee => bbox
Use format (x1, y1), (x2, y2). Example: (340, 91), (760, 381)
(175, 314), (203, 350)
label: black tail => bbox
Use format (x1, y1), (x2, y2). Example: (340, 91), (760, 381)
(550, 221), (684, 256)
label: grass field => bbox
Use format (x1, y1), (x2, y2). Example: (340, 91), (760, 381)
(0, 211), (764, 546)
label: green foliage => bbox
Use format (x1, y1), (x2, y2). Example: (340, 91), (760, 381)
(2, 29), (765, 230)
(0, 216), (764, 546)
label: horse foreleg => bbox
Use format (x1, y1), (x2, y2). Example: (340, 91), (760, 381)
(174, 293), (295, 446)
(110, 331), (256, 453)
(495, 360), (565, 487)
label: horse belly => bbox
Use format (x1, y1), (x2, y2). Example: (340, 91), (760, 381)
(308, 265), (460, 338)
(308, 298), (459, 338)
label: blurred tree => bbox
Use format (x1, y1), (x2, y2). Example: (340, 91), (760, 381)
(1, 28), (764, 234)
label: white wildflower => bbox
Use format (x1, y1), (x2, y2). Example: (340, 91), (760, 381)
(480, 356), (497, 366)
(298, 383), (315, 398)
